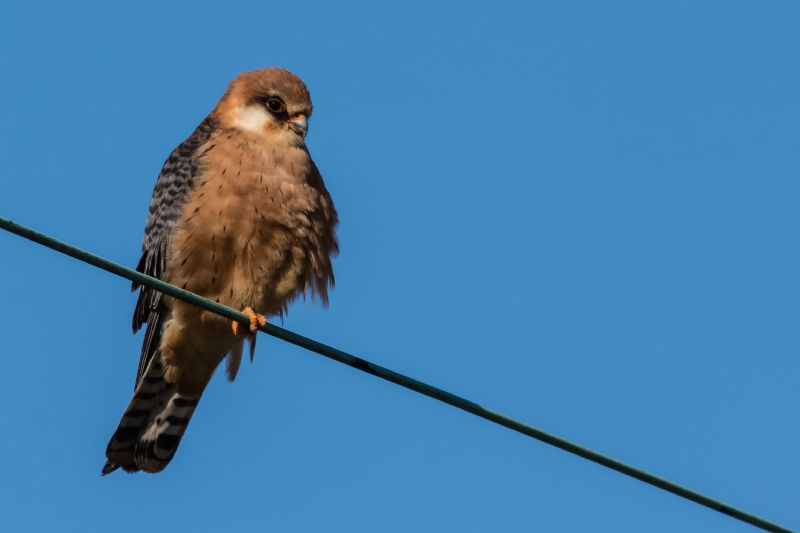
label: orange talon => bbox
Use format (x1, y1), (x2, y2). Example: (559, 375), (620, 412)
(233, 307), (266, 335)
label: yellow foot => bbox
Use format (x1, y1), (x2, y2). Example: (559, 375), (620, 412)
(232, 307), (267, 335)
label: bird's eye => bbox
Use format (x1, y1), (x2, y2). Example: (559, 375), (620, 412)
(266, 98), (285, 114)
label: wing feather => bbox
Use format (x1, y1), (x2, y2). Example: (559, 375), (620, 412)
(131, 116), (217, 387)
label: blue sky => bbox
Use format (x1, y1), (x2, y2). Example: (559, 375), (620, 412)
(0, 1), (798, 531)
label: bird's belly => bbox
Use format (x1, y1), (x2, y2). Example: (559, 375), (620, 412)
(225, 225), (310, 316)
(168, 213), (310, 320)
(166, 148), (329, 327)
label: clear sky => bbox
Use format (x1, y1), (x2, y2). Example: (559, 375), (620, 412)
(0, 1), (797, 532)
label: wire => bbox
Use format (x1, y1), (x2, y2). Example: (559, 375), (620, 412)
(0, 214), (794, 533)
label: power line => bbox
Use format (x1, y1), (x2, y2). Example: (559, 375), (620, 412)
(0, 214), (794, 533)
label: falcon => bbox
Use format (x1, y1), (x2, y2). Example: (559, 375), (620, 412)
(103, 67), (338, 474)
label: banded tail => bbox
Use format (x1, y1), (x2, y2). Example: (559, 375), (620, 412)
(103, 357), (201, 474)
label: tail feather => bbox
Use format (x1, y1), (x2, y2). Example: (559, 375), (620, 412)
(103, 356), (201, 474)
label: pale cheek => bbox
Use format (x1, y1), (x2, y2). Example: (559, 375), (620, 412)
(233, 104), (272, 134)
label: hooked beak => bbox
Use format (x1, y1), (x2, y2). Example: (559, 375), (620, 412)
(289, 114), (308, 137)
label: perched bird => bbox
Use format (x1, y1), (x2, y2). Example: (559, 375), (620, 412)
(103, 68), (338, 474)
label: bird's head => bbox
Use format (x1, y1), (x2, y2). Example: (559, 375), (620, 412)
(215, 67), (313, 145)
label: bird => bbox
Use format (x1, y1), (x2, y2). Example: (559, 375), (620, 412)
(102, 67), (338, 474)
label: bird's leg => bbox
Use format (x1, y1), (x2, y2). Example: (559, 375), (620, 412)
(232, 307), (267, 335)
